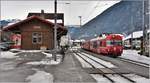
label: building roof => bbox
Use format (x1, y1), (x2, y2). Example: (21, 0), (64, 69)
(3, 16), (67, 31)
(27, 10), (64, 26)
(27, 13), (64, 20)
(123, 31), (143, 40)
(123, 29), (150, 40)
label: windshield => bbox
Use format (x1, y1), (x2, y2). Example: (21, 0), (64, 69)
(107, 40), (122, 46)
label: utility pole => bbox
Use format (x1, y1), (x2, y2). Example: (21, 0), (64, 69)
(78, 16), (82, 27)
(53, 0), (57, 61)
(131, 4), (134, 50)
(142, 0), (146, 56)
(142, 0), (149, 56)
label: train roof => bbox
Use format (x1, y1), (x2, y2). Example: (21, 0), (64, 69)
(90, 34), (123, 41)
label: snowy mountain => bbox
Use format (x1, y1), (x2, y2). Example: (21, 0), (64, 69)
(0, 19), (21, 28)
(72, 1), (144, 40)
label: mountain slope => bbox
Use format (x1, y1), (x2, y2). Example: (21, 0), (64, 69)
(75, 1), (144, 39)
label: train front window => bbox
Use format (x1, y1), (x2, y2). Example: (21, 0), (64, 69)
(107, 40), (122, 46)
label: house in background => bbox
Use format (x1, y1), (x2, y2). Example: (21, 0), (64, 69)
(3, 10), (67, 50)
(123, 30), (150, 50)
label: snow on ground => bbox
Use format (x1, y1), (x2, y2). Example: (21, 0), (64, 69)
(73, 53), (92, 68)
(10, 49), (45, 53)
(26, 58), (61, 65)
(77, 53), (105, 68)
(91, 74), (150, 83)
(124, 74), (150, 83)
(91, 74), (111, 83)
(0, 61), (16, 71)
(26, 53), (61, 65)
(42, 52), (52, 58)
(26, 69), (53, 83)
(70, 46), (81, 51)
(0, 51), (19, 59)
(106, 74), (130, 83)
(42, 52), (61, 58)
(81, 52), (116, 68)
(21, 50), (43, 52)
(120, 50), (150, 64)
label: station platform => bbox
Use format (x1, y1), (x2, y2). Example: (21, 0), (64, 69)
(44, 50), (96, 82)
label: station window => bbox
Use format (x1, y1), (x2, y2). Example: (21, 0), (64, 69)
(32, 32), (42, 44)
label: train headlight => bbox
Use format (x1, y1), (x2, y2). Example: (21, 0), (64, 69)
(114, 47), (116, 50)
(108, 49), (109, 51)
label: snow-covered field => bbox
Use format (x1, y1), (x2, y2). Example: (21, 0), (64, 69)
(120, 50), (150, 64)
(26, 69), (53, 83)
(91, 74), (150, 83)
(0, 51), (19, 59)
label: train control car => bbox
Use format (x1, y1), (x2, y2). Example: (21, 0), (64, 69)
(81, 41), (90, 50)
(81, 34), (123, 57)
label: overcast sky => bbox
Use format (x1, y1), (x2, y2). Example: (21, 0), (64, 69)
(1, 0), (120, 25)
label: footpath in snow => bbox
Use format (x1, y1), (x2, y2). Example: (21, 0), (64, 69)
(26, 52), (61, 65)
(26, 69), (53, 83)
(120, 50), (150, 65)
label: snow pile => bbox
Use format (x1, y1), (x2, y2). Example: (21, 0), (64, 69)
(81, 52), (116, 68)
(21, 50), (42, 52)
(26, 53), (61, 65)
(10, 49), (21, 51)
(26, 59), (61, 65)
(42, 52), (52, 58)
(26, 69), (53, 83)
(26, 52), (62, 65)
(0, 51), (19, 59)
(42, 52), (62, 61)
(121, 50), (150, 64)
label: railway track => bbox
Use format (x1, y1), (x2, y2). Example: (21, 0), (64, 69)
(117, 57), (149, 68)
(73, 50), (136, 83)
(81, 49), (149, 68)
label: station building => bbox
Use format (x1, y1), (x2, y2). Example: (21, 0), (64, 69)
(3, 10), (67, 50)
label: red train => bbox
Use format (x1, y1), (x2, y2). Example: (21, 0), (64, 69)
(81, 34), (123, 57)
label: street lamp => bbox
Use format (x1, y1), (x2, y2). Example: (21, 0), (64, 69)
(53, 0), (71, 61)
(53, 0), (57, 61)
(78, 16), (82, 27)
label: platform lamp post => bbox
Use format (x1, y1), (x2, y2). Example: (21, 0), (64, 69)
(78, 16), (82, 27)
(53, 0), (57, 61)
(142, 0), (149, 56)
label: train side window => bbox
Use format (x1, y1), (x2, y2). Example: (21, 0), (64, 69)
(102, 41), (106, 47)
(97, 41), (100, 46)
(100, 41), (102, 46)
(93, 41), (97, 48)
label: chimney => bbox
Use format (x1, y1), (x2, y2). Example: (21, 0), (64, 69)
(41, 9), (45, 19)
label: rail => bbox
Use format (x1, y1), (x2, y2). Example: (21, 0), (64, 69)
(73, 51), (115, 83)
(73, 50), (136, 83)
(78, 51), (136, 83)
(117, 57), (149, 68)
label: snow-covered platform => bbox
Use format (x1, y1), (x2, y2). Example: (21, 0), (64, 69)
(44, 50), (97, 82)
(120, 50), (150, 65)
